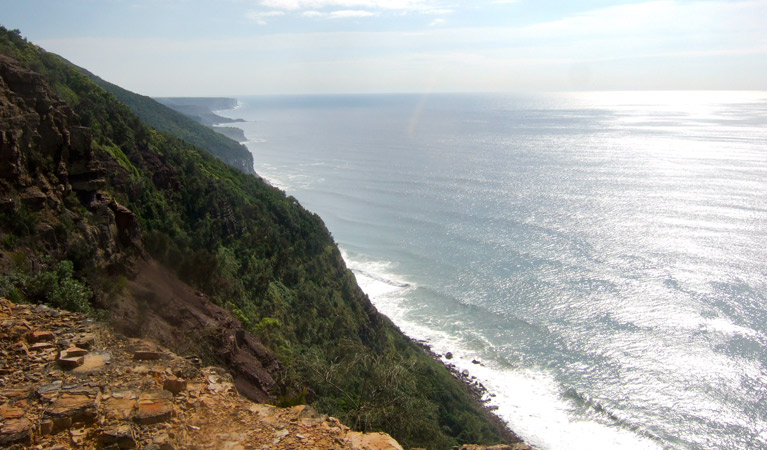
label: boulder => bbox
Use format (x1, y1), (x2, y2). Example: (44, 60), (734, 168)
(347, 431), (405, 450)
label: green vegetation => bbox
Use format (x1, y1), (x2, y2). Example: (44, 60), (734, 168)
(0, 259), (93, 313)
(0, 26), (511, 449)
(86, 75), (256, 175)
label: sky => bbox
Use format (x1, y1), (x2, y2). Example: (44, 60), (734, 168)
(2, 0), (766, 95)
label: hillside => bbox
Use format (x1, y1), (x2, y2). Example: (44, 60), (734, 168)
(154, 97), (245, 126)
(0, 27), (522, 449)
(84, 72), (255, 175)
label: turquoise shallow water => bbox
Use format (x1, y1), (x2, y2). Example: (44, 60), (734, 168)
(220, 91), (767, 450)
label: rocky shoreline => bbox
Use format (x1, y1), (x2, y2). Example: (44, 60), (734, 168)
(413, 340), (525, 447)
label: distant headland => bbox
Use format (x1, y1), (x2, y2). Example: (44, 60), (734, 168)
(155, 97), (248, 142)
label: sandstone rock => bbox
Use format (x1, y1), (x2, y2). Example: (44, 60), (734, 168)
(72, 351), (111, 373)
(64, 346), (88, 357)
(30, 342), (55, 351)
(0, 417), (33, 445)
(57, 355), (84, 369)
(74, 333), (96, 349)
(163, 377), (187, 396)
(0, 403), (25, 419)
(70, 426), (87, 445)
(152, 431), (175, 450)
(347, 431), (405, 450)
(1, 387), (32, 401)
(133, 350), (162, 361)
(273, 428), (290, 444)
(19, 186), (47, 210)
(290, 404), (319, 417)
(36, 380), (62, 400)
(104, 395), (137, 421)
(39, 419), (54, 435)
(0, 297), (538, 450)
(99, 424), (136, 449)
(134, 390), (173, 425)
(45, 392), (99, 431)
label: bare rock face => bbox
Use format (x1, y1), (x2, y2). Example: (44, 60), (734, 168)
(113, 259), (281, 403)
(0, 54), (142, 271)
(0, 54), (97, 193)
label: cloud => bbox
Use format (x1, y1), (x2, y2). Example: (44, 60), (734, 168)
(37, 0), (767, 94)
(255, 0), (451, 22)
(302, 9), (377, 18)
(261, 0), (442, 12)
(246, 10), (286, 24)
(428, 18), (445, 27)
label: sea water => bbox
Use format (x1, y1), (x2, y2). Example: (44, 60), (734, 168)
(218, 92), (767, 450)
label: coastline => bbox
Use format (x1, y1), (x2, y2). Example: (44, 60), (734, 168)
(212, 108), (536, 449)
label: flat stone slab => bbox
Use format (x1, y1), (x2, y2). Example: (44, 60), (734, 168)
(0, 403), (25, 419)
(0, 417), (33, 445)
(45, 392), (99, 431)
(346, 431), (405, 450)
(134, 390), (173, 425)
(75, 333), (96, 349)
(103, 396), (137, 421)
(58, 355), (85, 369)
(0, 387), (32, 401)
(30, 342), (56, 351)
(64, 346), (88, 357)
(26, 330), (54, 343)
(133, 350), (162, 361)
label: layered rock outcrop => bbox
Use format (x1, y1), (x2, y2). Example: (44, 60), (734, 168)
(0, 54), (139, 272)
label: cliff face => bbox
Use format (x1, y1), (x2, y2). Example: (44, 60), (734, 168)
(0, 54), (280, 405)
(0, 54), (138, 272)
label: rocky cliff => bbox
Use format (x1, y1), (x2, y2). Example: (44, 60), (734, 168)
(0, 53), (138, 272)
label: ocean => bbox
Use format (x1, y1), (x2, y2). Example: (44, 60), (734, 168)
(218, 91), (767, 450)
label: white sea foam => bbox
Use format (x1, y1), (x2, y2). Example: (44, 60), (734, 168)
(340, 249), (662, 450)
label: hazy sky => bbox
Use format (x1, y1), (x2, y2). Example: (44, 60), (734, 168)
(3, 0), (766, 95)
